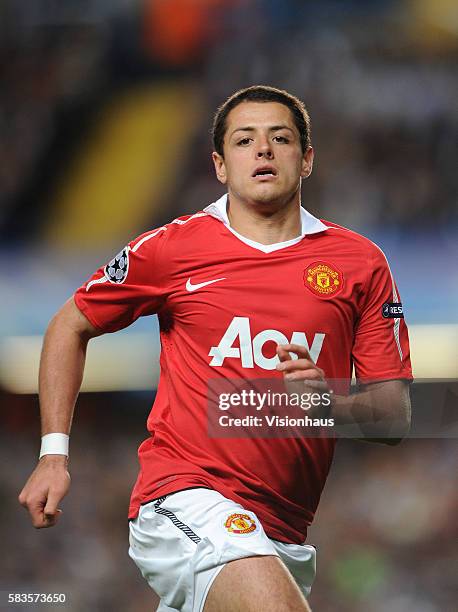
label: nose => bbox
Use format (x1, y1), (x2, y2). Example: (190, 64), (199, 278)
(256, 139), (273, 159)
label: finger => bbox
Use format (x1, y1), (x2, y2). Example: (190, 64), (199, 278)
(277, 359), (317, 373)
(31, 506), (62, 529)
(276, 345), (292, 362)
(27, 500), (48, 529)
(35, 516), (56, 529)
(18, 490), (27, 508)
(44, 491), (63, 517)
(280, 343), (313, 361)
(43, 509), (62, 528)
(284, 369), (325, 382)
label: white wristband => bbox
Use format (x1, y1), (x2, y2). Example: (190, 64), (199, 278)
(39, 433), (69, 459)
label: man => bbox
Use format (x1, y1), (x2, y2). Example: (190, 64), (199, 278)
(19, 86), (412, 612)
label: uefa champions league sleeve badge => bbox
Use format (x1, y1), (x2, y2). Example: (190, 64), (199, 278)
(104, 247), (130, 284)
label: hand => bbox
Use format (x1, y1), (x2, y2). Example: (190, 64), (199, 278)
(18, 455), (70, 528)
(276, 343), (330, 417)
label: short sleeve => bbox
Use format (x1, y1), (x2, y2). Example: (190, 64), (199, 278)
(74, 227), (168, 333)
(352, 245), (413, 383)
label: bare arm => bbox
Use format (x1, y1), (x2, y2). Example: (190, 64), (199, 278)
(276, 343), (411, 445)
(18, 297), (101, 528)
(329, 379), (411, 444)
(38, 297), (101, 434)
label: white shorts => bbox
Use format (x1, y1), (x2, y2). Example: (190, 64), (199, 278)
(128, 488), (316, 612)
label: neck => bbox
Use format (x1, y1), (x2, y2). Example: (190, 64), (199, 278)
(226, 194), (302, 245)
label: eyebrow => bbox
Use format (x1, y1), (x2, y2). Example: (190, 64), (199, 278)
(230, 125), (295, 138)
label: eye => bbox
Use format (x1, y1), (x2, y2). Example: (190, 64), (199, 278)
(273, 135), (289, 143)
(237, 137), (252, 146)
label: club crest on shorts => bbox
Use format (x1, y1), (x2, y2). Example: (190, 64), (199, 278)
(304, 261), (343, 298)
(224, 512), (258, 536)
(105, 247), (130, 284)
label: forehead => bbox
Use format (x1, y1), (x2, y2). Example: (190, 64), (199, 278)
(225, 101), (296, 134)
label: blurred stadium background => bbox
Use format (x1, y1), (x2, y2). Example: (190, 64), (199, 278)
(0, 0), (457, 610)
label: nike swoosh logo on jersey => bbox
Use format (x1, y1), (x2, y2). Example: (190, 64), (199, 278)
(186, 277), (226, 292)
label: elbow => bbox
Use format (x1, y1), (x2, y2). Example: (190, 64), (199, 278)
(48, 298), (101, 343)
(382, 435), (406, 447)
(382, 413), (411, 445)
(381, 390), (411, 445)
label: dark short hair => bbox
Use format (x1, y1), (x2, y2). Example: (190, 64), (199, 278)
(212, 85), (311, 157)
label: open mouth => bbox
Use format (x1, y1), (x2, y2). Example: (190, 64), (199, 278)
(252, 166), (277, 178)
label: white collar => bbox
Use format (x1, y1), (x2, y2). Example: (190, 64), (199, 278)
(203, 194), (328, 253)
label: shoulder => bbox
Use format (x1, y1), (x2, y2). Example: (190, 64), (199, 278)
(321, 220), (387, 263)
(129, 211), (212, 254)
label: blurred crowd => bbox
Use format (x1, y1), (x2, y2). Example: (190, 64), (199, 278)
(1, 2), (456, 611)
(0, 0), (456, 244)
(1, 392), (456, 612)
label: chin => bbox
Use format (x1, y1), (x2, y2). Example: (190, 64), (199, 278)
(249, 186), (282, 203)
(252, 188), (294, 208)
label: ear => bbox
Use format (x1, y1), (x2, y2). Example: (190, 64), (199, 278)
(300, 147), (314, 179)
(212, 151), (227, 185)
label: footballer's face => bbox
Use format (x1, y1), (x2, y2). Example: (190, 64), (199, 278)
(212, 101), (313, 211)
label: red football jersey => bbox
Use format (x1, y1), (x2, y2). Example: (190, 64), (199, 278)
(74, 195), (412, 543)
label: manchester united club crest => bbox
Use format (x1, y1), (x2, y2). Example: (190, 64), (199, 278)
(224, 512), (258, 536)
(304, 261), (343, 297)
(104, 246), (130, 284)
